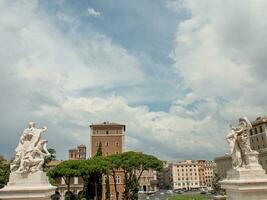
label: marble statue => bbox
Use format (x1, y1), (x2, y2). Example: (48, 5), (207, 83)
(226, 117), (254, 169)
(0, 122), (56, 200)
(221, 117), (267, 200)
(10, 122), (50, 174)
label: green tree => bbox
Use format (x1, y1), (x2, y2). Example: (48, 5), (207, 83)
(43, 148), (56, 171)
(48, 160), (81, 198)
(106, 154), (122, 200)
(212, 170), (225, 196)
(79, 157), (110, 200)
(120, 151), (163, 200)
(105, 175), (110, 200)
(0, 155), (10, 189)
(95, 142), (102, 157)
(95, 142), (103, 199)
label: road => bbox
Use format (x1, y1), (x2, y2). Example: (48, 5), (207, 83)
(138, 190), (212, 200)
(138, 191), (173, 200)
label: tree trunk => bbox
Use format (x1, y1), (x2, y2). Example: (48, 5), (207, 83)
(94, 175), (98, 200)
(67, 176), (71, 199)
(112, 170), (119, 200)
(123, 170), (129, 200)
(105, 174), (110, 200)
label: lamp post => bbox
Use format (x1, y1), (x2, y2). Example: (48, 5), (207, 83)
(186, 178), (190, 191)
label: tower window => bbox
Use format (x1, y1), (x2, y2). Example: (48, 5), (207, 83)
(115, 175), (121, 184)
(106, 131), (109, 135)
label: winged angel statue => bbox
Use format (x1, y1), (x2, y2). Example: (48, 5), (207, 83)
(10, 122), (50, 174)
(226, 117), (255, 169)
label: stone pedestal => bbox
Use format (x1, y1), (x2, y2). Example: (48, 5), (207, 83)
(213, 195), (227, 200)
(0, 171), (56, 200)
(221, 152), (267, 200)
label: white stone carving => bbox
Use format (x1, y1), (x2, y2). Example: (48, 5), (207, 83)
(226, 117), (256, 169)
(221, 117), (267, 200)
(10, 122), (50, 174)
(0, 122), (56, 199)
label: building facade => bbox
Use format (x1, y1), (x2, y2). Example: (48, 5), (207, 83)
(138, 169), (158, 192)
(203, 161), (216, 188)
(68, 144), (86, 160)
(249, 116), (267, 151)
(197, 160), (205, 188)
(159, 160), (215, 191)
(90, 122), (125, 200)
(169, 160), (201, 190)
(90, 122), (125, 157)
(215, 116), (267, 179)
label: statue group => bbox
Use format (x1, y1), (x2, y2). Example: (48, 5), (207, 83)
(11, 122), (50, 174)
(0, 122), (56, 200)
(221, 117), (267, 200)
(226, 117), (255, 169)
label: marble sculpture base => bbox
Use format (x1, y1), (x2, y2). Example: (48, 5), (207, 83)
(0, 171), (56, 200)
(221, 168), (267, 200)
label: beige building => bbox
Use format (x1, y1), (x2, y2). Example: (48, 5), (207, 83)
(90, 122), (125, 200)
(197, 160), (215, 188)
(90, 122), (125, 157)
(203, 161), (216, 187)
(139, 169), (158, 192)
(249, 116), (267, 151)
(215, 116), (267, 178)
(68, 144), (86, 160)
(197, 160), (205, 187)
(169, 160), (200, 190)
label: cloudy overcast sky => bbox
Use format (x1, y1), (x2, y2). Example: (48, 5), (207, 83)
(1, 0), (267, 160)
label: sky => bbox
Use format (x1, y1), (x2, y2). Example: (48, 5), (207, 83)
(0, 0), (267, 161)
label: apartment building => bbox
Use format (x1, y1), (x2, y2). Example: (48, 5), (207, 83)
(169, 160), (200, 190)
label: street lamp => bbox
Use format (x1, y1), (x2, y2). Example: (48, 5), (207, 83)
(185, 178), (190, 191)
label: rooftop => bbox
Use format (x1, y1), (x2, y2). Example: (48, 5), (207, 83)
(252, 116), (267, 126)
(90, 121), (126, 130)
(90, 121), (125, 126)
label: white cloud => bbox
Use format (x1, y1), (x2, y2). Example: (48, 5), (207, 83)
(169, 0), (267, 149)
(0, 1), (146, 158)
(36, 96), (224, 159)
(2, 0), (267, 161)
(88, 7), (101, 17)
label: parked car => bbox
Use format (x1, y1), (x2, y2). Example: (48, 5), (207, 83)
(166, 190), (173, 194)
(174, 189), (184, 194)
(200, 191), (207, 195)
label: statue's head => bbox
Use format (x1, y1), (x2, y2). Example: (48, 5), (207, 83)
(239, 117), (252, 130)
(28, 122), (36, 129)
